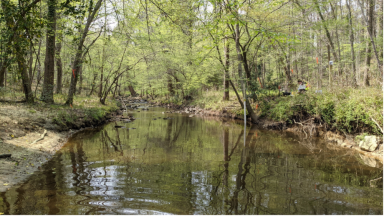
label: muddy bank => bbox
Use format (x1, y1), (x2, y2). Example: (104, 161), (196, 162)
(0, 100), (124, 192)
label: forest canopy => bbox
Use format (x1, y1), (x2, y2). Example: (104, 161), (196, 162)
(0, 0), (382, 113)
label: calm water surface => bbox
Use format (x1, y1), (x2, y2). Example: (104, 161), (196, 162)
(0, 106), (382, 214)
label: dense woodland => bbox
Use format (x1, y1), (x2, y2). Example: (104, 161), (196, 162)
(0, 0), (382, 122)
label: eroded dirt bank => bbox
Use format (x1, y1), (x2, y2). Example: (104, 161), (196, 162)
(0, 100), (126, 192)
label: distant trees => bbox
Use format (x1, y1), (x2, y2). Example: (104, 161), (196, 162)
(0, 0), (382, 106)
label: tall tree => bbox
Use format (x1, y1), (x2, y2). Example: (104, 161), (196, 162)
(41, 0), (57, 103)
(0, 0), (40, 103)
(346, 0), (357, 87)
(223, 36), (229, 100)
(55, 22), (63, 94)
(313, 0), (338, 62)
(363, 0), (375, 86)
(65, 0), (104, 105)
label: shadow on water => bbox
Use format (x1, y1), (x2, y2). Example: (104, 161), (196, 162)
(0, 107), (382, 214)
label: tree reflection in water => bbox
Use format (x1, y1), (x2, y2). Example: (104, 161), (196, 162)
(0, 108), (382, 215)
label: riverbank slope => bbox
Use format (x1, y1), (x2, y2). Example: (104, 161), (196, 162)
(0, 95), (121, 192)
(148, 87), (383, 161)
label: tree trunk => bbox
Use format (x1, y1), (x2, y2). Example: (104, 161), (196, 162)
(98, 67), (103, 97)
(364, 0), (375, 86)
(313, 0), (338, 62)
(113, 77), (119, 98)
(223, 37), (229, 100)
(346, 0), (357, 87)
(280, 57), (292, 89)
(98, 2), (107, 98)
(77, 65), (83, 95)
(1, 0), (34, 103)
(167, 69), (174, 95)
(41, 0), (56, 103)
(357, 0), (381, 77)
(128, 85), (137, 96)
(56, 23), (63, 94)
(234, 23), (258, 123)
(16, 50), (34, 103)
(66, 0), (103, 105)
(89, 72), (98, 95)
(380, 0), (384, 60)
(28, 42), (33, 85)
(0, 64), (5, 87)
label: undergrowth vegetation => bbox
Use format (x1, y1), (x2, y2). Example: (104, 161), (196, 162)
(51, 96), (119, 126)
(151, 86), (383, 136)
(260, 87), (383, 135)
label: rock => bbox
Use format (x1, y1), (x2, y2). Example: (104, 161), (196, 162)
(189, 115), (194, 118)
(359, 154), (378, 167)
(359, 136), (378, 152)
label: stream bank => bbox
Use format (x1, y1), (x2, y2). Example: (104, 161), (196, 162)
(0, 97), (124, 192)
(151, 88), (384, 165)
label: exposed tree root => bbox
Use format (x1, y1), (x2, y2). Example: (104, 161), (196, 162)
(294, 118), (315, 139)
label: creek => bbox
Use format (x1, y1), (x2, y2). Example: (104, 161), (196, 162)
(0, 106), (382, 214)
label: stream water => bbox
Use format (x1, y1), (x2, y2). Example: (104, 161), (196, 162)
(0, 106), (382, 215)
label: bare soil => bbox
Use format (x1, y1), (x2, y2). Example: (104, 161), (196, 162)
(0, 102), (120, 192)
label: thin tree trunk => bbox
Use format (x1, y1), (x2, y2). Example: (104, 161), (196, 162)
(66, 0), (103, 105)
(113, 77), (119, 98)
(364, 0), (375, 86)
(357, 0), (381, 77)
(98, 1), (107, 98)
(229, 80), (243, 109)
(167, 69), (174, 95)
(28, 42), (33, 85)
(89, 72), (98, 95)
(346, 0), (357, 87)
(0, 65), (5, 87)
(234, 23), (258, 123)
(98, 65), (104, 97)
(223, 36), (229, 100)
(313, 0), (338, 62)
(41, 0), (56, 103)
(77, 65), (83, 95)
(16, 50), (34, 103)
(380, 0), (384, 60)
(56, 23), (63, 94)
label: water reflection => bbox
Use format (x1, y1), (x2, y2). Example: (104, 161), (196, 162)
(0, 107), (382, 214)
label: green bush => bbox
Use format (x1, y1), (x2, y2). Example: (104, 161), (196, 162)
(262, 87), (383, 135)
